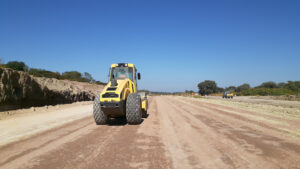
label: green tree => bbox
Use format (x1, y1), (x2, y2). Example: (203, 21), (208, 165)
(5, 61), (28, 71)
(198, 80), (218, 96)
(0, 58), (4, 68)
(184, 90), (194, 94)
(236, 83), (250, 92)
(284, 81), (300, 93)
(277, 82), (286, 88)
(217, 87), (224, 93)
(83, 72), (95, 83)
(259, 81), (277, 88)
(225, 86), (236, 92)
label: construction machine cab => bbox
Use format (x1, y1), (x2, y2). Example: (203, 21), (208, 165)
(111, 65), (132, 80)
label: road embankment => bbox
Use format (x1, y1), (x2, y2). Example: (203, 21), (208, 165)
(0, 68), (103, 111)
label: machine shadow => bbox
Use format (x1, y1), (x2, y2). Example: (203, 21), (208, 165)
(143, 113), (149, 119)
(107, 117), (146, 126)
(107, 117), (127, 126)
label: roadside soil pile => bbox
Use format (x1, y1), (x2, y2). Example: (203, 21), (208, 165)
(0, 68), (104, 111)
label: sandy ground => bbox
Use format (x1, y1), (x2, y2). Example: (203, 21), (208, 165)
(0, 102), (92, 147)
(0, 96), (300, 169)
(205, 96), (300, 108)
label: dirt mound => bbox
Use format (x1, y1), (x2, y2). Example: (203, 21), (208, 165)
(0, 68), (104, 111)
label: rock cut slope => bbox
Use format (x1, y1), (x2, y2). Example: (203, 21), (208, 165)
(0, 68), (104, 111)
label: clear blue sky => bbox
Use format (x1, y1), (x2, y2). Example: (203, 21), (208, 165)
(0, 0), (299, 92)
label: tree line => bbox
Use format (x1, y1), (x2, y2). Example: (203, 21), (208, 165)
(0, 60), (106, 85)
(198, 80), (300, 96)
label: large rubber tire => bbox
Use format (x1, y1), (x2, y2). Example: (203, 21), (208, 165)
(126, 93), (142, 124)
(93, 94), (107, 125)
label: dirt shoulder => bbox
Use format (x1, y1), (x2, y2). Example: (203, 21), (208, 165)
(205, 96), (300, 108)
(188, 96), (300, 137)
(0, 101), (92, 147)
(197, 96), (300, 118)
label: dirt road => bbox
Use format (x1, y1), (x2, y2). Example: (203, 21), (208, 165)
(0, 96), (300, 169)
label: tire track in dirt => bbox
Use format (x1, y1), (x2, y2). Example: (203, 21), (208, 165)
(181, 97), (300, 132)
(0, 97), (173, 169)
(0, 117), (100, 169)
(1, 96), (300, 169)
(174, 97), (300, 138)
(30, 97), (172, 169)
(160, 97), (255, 169)
(167, 96), (300, 169)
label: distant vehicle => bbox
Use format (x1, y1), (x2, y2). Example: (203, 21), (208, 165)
(223, 91), (233, 99)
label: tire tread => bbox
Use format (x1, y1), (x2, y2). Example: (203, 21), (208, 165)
(126, 93), (142, 124)
(93, 94), (107, 125)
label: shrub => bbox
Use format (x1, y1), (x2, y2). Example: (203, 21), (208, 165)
(29, 68), (61, 79)
(61, 71), (86, 82)
(61, 71), (104, 84)
(258, 81), (277, 88)
(5, 61), (28, 71)
(236, 83), (250, 92)
(238, 88), (295, 96)
(284, 81), (300, 93)
(2, 60), (106, 85)
(225, 86), (236, 92)
(217, 87), (224, 93)
(95, 81), (107, 85)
